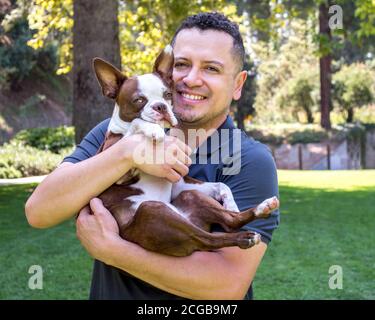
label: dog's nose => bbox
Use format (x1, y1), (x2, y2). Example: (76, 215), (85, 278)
(152, 104), (167, 113)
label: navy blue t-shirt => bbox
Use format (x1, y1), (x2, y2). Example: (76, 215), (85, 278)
(63, 116), (280, 300)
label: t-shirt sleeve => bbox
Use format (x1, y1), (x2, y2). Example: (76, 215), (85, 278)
(219, 140), (280, 245)
(62, 119), (110, 164)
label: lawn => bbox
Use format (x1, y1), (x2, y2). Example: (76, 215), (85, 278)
(0, 170), (374, 299)
(255, 170), (375, 299)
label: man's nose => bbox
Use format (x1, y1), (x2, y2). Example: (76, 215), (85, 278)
(183, 67), (203, 87)
(152, 103), (167, 113)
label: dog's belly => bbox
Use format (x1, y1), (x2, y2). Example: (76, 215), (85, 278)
(127, 172), (173, 210)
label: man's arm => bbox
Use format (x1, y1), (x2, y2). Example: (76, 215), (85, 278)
(110, 240), (267, 300)
(25, 136), (134, 228)
(76, 199), (266, 300)
(25, 134), (192, 229)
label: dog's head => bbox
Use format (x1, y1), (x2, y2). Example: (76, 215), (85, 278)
(93, 45), (178, 128)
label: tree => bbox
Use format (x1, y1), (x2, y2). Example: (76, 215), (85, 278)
(278, 66), (319, 124)
(73, 0), (120, 143)
(333, 63), (374, 122)
(233, 61), (256, 130)
(319, 2), (332, 129)
(254, 19), (319, 124)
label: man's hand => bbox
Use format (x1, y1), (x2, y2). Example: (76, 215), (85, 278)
(121, 134), (192, 183)
(76, 198), (121, 262)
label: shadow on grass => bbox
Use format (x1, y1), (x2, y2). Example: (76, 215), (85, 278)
(255, 185), (375, 300)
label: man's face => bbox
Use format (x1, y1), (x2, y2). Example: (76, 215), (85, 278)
(172, 28), (246, 127)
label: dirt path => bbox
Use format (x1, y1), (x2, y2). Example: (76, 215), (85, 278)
(0, 176), (46, 186)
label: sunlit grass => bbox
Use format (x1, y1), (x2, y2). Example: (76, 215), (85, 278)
(0, 170), (374, 299)
(255, 170), (375, 300)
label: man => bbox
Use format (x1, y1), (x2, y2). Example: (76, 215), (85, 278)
(25, 12), (279, 299)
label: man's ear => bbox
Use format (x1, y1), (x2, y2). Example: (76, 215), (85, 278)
(233, 70), (248, 101)
(153, 45), (174, 85)
(93, 58), (127, 99)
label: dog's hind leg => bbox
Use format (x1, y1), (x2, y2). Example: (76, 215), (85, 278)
(172, 190), (279, 232)
(121, 200), (262, 256)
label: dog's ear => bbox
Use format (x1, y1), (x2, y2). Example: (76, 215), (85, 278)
(153, 45), (174, 85)
(93, 58), (127, 99)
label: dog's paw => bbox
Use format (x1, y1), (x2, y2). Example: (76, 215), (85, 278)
(215, 183), (239, 212)
(143, 125), (165, 142)
(238, 231), (261, 249)
(254, 196), (279, 218)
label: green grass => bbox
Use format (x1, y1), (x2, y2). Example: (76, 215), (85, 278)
(0, 170), (374, 299)
(255, 170), (375, 300)
(0, 185), (92, 299)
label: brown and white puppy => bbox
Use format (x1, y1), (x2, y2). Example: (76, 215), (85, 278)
(93, 46), (279, 257)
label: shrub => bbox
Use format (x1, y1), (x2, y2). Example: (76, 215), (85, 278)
(333, 63), (374, 123)
(12, 126), (75, 153)
(246, 123), (367, 146)
(0, 16), (58, 89)
(0, 141), (72, 178)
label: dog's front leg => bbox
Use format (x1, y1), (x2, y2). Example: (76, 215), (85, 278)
(127, 118), (165, 142)
(171, 178), (239, 212)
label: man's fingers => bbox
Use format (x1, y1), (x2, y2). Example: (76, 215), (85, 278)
(89, 198), (110, 217)
(165, 169), (182, 183)
(171, 160), (189, 177)
(77, 205), (91, 219)
(169, 137), (192, 156)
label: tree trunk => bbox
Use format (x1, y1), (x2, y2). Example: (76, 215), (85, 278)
(346, 108), (354, 123)
(319, 2), (332, 130)
(305, 107), (314, 124)
(73, 0), (121, 143)
(234, 104), (245, 130)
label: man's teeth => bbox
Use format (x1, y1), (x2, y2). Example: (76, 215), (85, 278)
(181, 93), (205, 100)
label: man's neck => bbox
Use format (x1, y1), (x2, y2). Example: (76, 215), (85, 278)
(171, 113), (228, 151)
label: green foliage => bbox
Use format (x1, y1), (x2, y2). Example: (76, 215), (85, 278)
(12, 126), (75, 153)
(0, 2), (58, 88)
(118, 0), (243, 75)
(247, 122), (369, 145)
(24, 0), (243, 76)
(26, 0), (73, 74)
(247, 124), (328, 145)
(355, 0), (375, 39)
(277, 65), (319, 124)
(254, 19), (319, 124)
(333, 63), (374, 111)
(0, 141), (68, 178)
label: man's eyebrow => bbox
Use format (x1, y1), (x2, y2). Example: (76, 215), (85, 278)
(174, 57), (224, 67)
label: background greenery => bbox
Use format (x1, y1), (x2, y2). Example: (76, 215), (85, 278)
(0, 126), (74, 178)
(0, 170), (374, 299)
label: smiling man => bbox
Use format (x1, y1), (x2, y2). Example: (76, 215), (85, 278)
(25, 12), (279, 300)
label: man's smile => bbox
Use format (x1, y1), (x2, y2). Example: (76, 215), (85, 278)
(175, 89), (208, 106)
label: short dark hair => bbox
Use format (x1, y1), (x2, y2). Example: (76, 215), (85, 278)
(171, 12), (245, 72)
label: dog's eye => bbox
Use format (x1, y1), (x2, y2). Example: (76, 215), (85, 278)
(133, 97), (146, 104)
(164, 92), (172, 100)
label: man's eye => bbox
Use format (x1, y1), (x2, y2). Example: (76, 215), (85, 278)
(133, 97), (146, 104)
(174, 62), (188, 68)
(206, 66), (219, 73)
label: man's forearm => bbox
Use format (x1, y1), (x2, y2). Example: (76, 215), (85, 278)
(25, 139), (132, 228)
(106, 238), (265, 300)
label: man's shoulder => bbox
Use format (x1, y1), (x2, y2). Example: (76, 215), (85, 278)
(239, 132), (274, 165)
(91, 118), (111, 136)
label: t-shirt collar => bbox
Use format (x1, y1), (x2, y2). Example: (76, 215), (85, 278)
(193, 115), (236, 156)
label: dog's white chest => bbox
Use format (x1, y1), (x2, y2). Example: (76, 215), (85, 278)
(128, 172), (173, 210)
